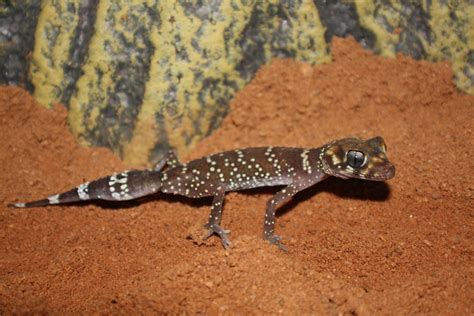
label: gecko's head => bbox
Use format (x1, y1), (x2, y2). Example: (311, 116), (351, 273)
(321, 136), (395, 181)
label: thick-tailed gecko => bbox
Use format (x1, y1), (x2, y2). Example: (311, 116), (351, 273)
(10, 137), (395, 250)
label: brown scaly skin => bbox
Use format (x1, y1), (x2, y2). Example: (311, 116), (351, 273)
(9, 137), (395, 250)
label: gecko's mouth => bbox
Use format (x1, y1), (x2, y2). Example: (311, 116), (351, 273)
(338, 163), (395, 181)
(356, 164), (395, 181)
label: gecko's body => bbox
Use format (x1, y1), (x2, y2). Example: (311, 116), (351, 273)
(10, 137), (395, 250)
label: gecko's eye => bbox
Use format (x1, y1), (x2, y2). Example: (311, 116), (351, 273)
(347, 150), (365, 168)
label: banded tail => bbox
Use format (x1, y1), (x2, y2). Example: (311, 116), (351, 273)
(9, 170), (162, 208)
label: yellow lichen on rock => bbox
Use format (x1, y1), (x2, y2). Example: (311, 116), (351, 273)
(292, 1), (331, 64)
(426, 0), (473, 94)
(68, 0), (114, 145)
(355, 1), (401, 57)
(69, 0), (159, 149)
(355, 0), (473, 94)
(124, 1), (252, 164)
(29, 0), (82, 107)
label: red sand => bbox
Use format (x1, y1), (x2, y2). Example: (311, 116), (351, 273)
(1, 37), (473, 314)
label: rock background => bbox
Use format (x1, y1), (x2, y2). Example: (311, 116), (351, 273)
(0, 1), (472, 166)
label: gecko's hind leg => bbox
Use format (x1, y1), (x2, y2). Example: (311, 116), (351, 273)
(154, 151), (181, 172)
(203, 185), (231, 249)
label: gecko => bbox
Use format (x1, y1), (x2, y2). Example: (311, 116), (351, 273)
(9, 136), (395, 250)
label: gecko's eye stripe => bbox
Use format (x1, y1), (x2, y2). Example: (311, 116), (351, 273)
(347, 150), (365, 168)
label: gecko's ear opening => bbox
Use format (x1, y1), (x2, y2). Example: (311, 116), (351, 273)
(366, 136), (387, 153)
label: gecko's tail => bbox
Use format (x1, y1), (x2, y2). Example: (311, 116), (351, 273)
(8, 187), (81, 208)
(9, 169), (162, 208)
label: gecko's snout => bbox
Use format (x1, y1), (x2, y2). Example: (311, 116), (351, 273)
(378, 162), (395, 180)
(362, 158), (395, 181)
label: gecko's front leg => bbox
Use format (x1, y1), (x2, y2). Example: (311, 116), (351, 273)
(263, 183), (303, 251)
(263, 174), (327, 251)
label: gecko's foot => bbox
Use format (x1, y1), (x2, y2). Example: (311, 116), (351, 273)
(264, 235), (288, 252)
(203, 223), (232, 249)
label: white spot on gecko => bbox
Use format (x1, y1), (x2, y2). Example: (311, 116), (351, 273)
(48, 194), (60, 204)
(77, 182), (90, 200)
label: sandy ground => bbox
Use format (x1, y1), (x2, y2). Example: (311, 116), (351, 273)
(0, 37), (473, 314)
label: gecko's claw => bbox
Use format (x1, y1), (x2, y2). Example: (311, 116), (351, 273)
(203, 224), (232, 249)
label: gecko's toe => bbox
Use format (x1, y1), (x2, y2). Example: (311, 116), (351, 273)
(265, 235), (288, 252)
(220, 236), (232, 249)
(203, 224), (232, 249)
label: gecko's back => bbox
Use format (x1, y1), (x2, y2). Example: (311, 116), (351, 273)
(160, 147), (324, 198)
